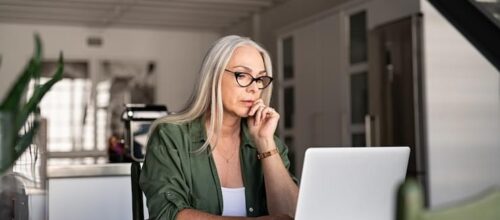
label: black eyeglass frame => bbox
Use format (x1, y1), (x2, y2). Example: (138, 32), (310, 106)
(224, 69), (274, 89)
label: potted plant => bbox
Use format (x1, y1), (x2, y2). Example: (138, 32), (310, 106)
(0, 34), (64, 219)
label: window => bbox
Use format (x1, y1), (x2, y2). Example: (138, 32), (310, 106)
(350, 72), (368, 124)
(278, 35), (296, 175)
(283, 37), (294, 80)
(350, 11), (367, 64)
(279, 36), (296, 136)
(28, 61), (109, 165)
(348, 10), (368, 147)
(284, 87), (295, 129)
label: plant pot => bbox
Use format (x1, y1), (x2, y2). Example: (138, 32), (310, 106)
(0, 171), (29, 220)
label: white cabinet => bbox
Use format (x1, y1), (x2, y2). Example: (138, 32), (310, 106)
(47, 164), (148, 220)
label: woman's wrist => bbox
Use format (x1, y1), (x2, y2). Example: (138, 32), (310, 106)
(255, 137), (275, 153)
(257, 148), (279, 160)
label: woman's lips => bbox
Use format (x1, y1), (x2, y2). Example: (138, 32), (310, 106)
(241, 100), (254, 107)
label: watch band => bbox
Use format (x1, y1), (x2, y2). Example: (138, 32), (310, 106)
(257, 148), (279, 160)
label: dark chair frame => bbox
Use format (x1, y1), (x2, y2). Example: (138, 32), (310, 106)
(131, 161), (144, 220)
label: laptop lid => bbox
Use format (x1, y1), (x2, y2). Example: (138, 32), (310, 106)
(295, 146), (410, 220)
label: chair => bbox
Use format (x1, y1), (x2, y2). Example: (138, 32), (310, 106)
(131, 161), (144, 220)
(396, 179), (500, 220)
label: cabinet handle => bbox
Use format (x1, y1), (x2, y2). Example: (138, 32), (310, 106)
(364, 115), (376, 147)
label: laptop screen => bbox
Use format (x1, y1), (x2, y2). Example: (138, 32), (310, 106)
(295, 147), (410, 220)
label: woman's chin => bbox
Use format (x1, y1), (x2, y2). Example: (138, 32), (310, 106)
(237, 108), (251, 118)
(224, 110), (249, 118)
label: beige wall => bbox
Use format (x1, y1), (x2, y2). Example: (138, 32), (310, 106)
(0, 23), (220, 112)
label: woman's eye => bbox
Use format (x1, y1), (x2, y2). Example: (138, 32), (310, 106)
(235, 72), (247, 78)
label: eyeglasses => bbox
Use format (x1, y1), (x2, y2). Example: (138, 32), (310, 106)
(224, 69), (273, 89)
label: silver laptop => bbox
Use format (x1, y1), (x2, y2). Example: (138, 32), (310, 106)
(295, 147), (410, 220)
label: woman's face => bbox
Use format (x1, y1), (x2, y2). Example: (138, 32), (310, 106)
(221, 45), (267, 118)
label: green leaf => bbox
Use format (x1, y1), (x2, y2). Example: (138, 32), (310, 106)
(14, 121), (39, 156)
(0, 34), (63, 175)
(0, 59), (38, 111)
(33, 33), (42, 79)
(0, 121), (39, 174)
(0, 111), (15, 173)
(0, 34), (43, 111)
(15, 53), (63, 132)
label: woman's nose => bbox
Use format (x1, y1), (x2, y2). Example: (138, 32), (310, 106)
(245, 80), (259, 93)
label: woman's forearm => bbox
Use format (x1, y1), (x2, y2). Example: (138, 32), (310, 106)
(176, 209), (291, 220)
(258, 139), (299, 217)
(177, 209), (251, 220)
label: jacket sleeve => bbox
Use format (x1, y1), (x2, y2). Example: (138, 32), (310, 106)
(139, 124), (192, 220)
(274, 135), (299, 184)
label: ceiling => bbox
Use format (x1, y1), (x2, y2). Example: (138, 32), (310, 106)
(0, 0), (287, 31)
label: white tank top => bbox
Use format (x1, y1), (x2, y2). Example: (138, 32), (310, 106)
(221, 187), (247, 217)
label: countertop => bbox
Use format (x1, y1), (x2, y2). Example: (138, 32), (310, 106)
(47, 163), (135, 178)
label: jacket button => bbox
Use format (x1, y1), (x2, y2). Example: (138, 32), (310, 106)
(249, 207), (254, 212)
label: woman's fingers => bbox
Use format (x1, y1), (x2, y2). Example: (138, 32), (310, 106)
(248, 99), (264, 116)
(254, 105), (265, 126)
(261, 106), (271, 122)
(256, 106), (279, 126)
(248, 99), (280, 127)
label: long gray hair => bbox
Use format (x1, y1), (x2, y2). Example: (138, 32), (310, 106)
(150, 35), (273, 152)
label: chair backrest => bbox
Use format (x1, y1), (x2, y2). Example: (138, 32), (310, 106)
(397, 179), (500, 220)
(131, 161), (144, 220)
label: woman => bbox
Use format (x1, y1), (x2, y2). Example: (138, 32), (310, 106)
(140, 35), (298, 220)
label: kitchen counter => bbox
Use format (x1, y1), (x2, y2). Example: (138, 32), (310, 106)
(47, 163), (132, 178)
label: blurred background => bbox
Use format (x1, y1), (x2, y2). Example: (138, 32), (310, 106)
(0, 0), (499, 219)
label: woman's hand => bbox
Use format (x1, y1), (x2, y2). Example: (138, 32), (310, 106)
(247, 99), (280, 151)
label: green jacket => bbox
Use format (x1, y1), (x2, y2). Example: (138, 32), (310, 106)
(139, 116), (295, 220)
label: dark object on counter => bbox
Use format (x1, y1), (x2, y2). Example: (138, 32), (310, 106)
(121, 104), (167, 162)
(107, 135), (128, 163)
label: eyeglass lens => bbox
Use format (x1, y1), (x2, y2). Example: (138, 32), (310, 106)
(235, 72), (272, 89)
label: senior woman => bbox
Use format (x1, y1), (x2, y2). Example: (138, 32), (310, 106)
(140, 35), (298, 220)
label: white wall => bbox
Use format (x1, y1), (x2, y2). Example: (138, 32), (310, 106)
(0, 23), (220, 112)
(421, 1), (500, 208)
